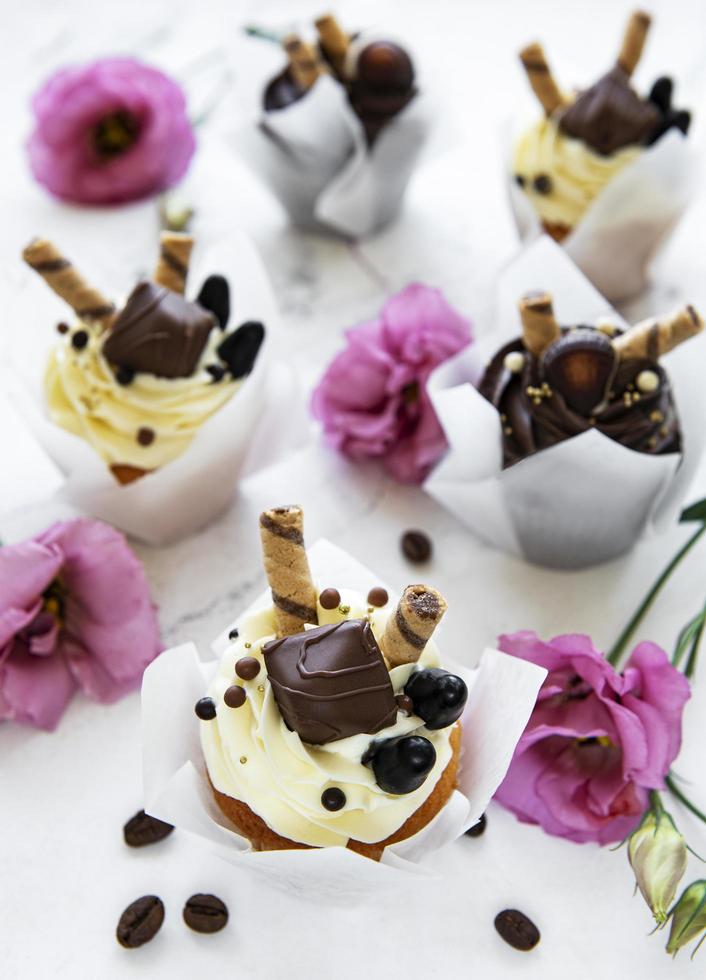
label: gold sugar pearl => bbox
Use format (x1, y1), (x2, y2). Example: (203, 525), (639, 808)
(650, 410), (664, 423)
(257, 684), (265, 693)
(244, 642), (252, 649)
(338, 604), (350, 615)
(239, 756), (247, 765)
(504, 426), (513, 436)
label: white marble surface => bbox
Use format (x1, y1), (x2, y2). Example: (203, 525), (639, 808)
(1, 0), (706, 977)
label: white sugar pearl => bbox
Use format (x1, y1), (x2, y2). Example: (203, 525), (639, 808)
(503, 351), (525, 374)
(636, 370), (659, 393)
(595, 316), (618, 336)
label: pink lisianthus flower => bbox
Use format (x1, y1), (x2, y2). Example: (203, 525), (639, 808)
(494, 632), (690, 844)
(311, 284), (472, 484)
(0, 519), (161, 731)
(27, 58), (196, 205)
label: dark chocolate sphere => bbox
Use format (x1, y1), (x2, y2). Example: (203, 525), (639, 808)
(357, 41), (414, 91)
(404, 668), (467, 730)
(365, 734), (436, 794)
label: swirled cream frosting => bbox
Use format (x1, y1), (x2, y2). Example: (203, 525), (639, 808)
(44, 323), (241, 470)
(201, 588), (455, 848)
(512, 116), (640, 229)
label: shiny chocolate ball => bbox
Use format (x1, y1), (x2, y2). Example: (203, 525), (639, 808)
(364, 734), (436, 795)
(404, 668), (467, 730)
(357, 41), (414, 91)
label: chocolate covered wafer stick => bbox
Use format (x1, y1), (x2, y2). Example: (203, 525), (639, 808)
(22, 238), (115, 325)
(260, 506), (318, 638)
(315, 13), (349, 74)
(613, 305), (704, 361)
(617, 10), (651, 76)
(153, 232), (194, 294)
(283, 34), (325, 91)
(519, 43), (564, 116)
(382, 585), (447, 668)
(519, 291), (561, 358)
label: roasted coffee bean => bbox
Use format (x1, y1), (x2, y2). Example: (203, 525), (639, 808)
(465, 812), (487, 838)
(401, 530), (432, 563)
(123, 809), (174, 848)
(116, 895), (165, 948)
(494, 909), (540, 951)
(197, 275), (230, 329)
(183, 894), (229, 934)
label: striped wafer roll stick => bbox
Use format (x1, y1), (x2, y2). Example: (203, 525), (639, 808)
(153, 231), (194, 294)
(616, 10), (651, 76)
(259, 506), (318, 638)
(519, 42), (564, 116)
(382, 585), (447, 668)
(613, 305), (704, 361)
(22, 238), (115, 325)
(315, 13), (349, 74)
(519, 291), (561, 358)
(283, 34), (325, 91)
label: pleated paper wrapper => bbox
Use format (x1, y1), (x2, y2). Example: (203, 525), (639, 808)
(424, 237), (706, 569)
(141, 539), (546, 899)
(9, 231), (309, 545)
(236, 39), (433, 239)
(508, 129), (697, 303)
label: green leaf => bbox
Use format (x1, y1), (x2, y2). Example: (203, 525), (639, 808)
(680, 498), (706, 523)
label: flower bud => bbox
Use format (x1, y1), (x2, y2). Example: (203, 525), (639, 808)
(628, 807), (687, 924)
(666, 880), (706, 957)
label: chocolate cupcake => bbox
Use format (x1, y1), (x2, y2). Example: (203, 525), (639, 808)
(478, 292), (700, 469)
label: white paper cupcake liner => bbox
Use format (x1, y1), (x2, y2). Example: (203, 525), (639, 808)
(141, 539), (546, 898)
(236, 49), (433, 239)
(8, 231), (309, 545)
(508, 129), (697, 303)
(425, 237), (706, 569)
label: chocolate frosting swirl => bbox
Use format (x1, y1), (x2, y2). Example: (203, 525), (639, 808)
(103, 281), (217, 379)
(559, 66), (659, 155)
(263, 619), (398, 745)
(478, 327), (680, 469)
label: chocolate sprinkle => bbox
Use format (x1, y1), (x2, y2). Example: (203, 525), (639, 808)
(396, 694), (414, 715)
(216, 321), (265, 379)
(206, 363), (226, 382)
(71, 330), (89, 351)
(533, 174), (552, 195)
(196, 275), (230, 330)
(56, 321), (70, 335)
(367, 587), (389, 607)
(235, 656), (260, 680)
(228, 627), (239, 640)
(137, 427), (155, 447)
(195, 697), (217, 721)
(224, 685), (246, 708)
(321, 787), (346, 811)
(115, 365), (135, 386)
(319, 588), (341, 610)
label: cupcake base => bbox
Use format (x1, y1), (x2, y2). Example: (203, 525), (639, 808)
(110, 464), (151, 485)
(541, 221), (572, 243)
(211, 722), (462, 861)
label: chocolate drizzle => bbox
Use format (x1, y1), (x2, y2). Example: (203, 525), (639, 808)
(263, 619), (398, 744)
(478, 326), (680, 468)
(103, 281), (216, 379)
(559, 66), (659, 155)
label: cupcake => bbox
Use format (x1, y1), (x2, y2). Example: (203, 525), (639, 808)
(513, 10), (691, 242)
(266, 15), (416, 145)
(478, 292), (702, 468)
(241, 13), (430, 237)
(198, 505), (466, 860)
(22, 232), (266, 485)
(424, 237), (706, 568)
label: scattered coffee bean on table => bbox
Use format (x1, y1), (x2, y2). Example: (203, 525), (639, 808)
(465, 812), (487, 837)
(401, 529), (432, 563)
(494, 909), (540, 951)
(116, 895), (165, 949)
(183, 894), (229, 934)
(123, 809), (174, 848)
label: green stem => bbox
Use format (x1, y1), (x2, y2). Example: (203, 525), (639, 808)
(666, 774), (706, 826)
(685, 606), (706, 680)
(606, 524), (706, 667)
(650, 789), (664, 816)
